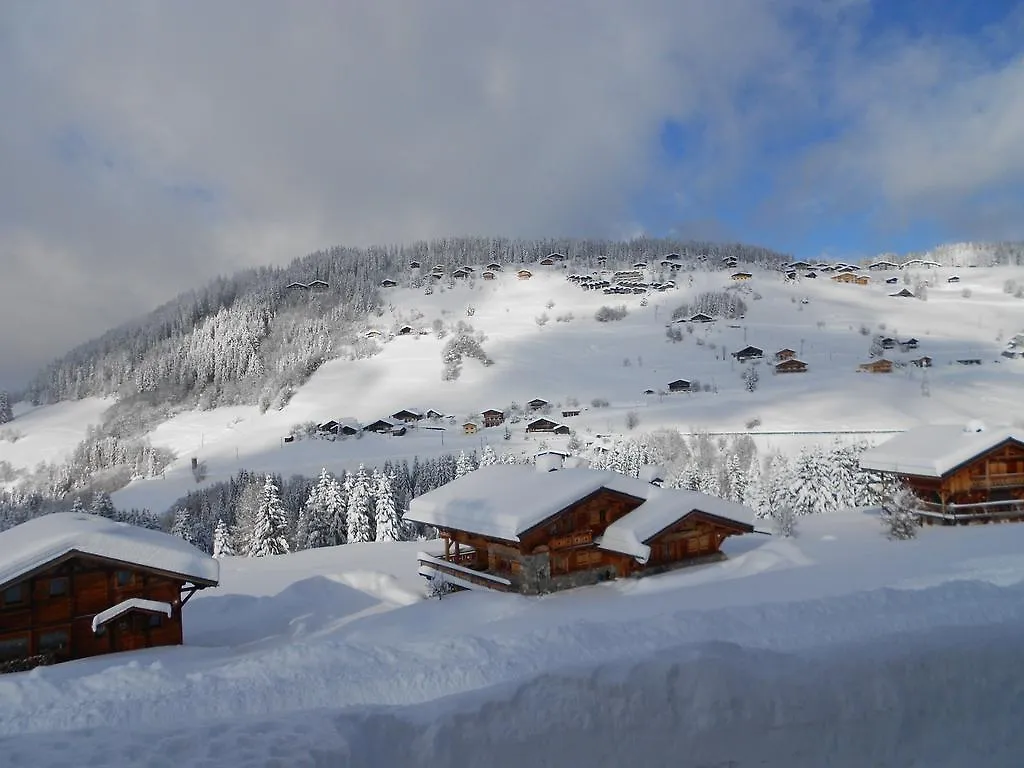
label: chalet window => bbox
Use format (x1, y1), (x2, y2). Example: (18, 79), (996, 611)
(2, 584), (25, 605)
(49, 577), (69, 597)
(148, 613), (163, 628)
(115, 570), (134, 587)
(0, 636), (29, 661)
(38, 630), (69, 653)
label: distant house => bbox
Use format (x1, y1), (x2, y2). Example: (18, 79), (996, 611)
(643, 389), (656, 395)
(0, 514), (219, 667)
(911, 356), (933, 368)
(785, 270), (798, 280)
(900, 338), (920, 351)
(947, 275), (961, 283)
(774, 348), (797, 362)
(364, 329), (383, 338)
(539, 258), (556, 266)
(517, 269), (533, 280)
(527, 398), (549, 411)
(318, 418), (361, 437)
(431, 272), (445, 280)
(885, 276), (899, 284)
(787, 260), (811, 270)
(482, 271), (496, 281)
(1002, 349), (1021, 360)
(890, 288), (915, 298)
(869, 260), (898, 270)
(858, 359), (893, 374)
(379, 278), (398, 288)
(831, 273), (858, 284)
(391, 409), (424, 423)
(397, 325), (415, 335)
(425, 409), (447, 420)
(452, 268), (471, 279)
(561, 409), (581, 418)
(732, 346), (763, 362)
(486, 262), (502, 271)
(804, 272), (817, 279)
(879, 337), (896, 350)
(285, 281), (310, 292)
(957, 358), (982, 366)
(409, 260), (421, 269)
(853, 275), (870, 286)
(774, 359), (808, 374)
(432, 264), (445, 271)
(463, 421), (480, 435)
(363, 418), (399, 434)
(481, 409), (505, 428)
(546, 252), (566, 262)
(308, 279), (329, 291)
(667, 379), (692, 393)
(689, 313), (714, 323)
(730, 272), (753, 281)
(633, 262), (648, 269)
(526, 418), (561, 433)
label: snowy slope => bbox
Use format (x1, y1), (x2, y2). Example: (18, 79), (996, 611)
(0, 397), (110, 473)
(5, 514), (1024, 766)
(98, 261), (1024, 513)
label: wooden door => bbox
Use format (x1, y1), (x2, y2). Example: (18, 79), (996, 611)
(112, 618), (143, 653)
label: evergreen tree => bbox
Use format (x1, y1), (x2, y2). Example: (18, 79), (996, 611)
(212, 518), (235, 558)
(345, 464), (373, 543)
(70, 496), (87, 515)
(479, 445), (498, 467)
(373, 469), (403, 542)
(170, 507), (196, 545)
(0, 391), (12, 424)
(297, 468), (343, 550)
(725, 454), (747, 503)
(231, 478), (262, 555)
(90, 490), (116, 518)
(455, 450), (474, 478)
(248, 475), (290, 557)
(880, 484), (921, 540)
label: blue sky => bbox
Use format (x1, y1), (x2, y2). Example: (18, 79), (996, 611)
(2, 0), (1023, 388)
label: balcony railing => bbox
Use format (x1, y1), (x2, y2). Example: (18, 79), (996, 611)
(417, 552), (513, 592)
(916, 498), (1024, 523)
(969, 474), (1024, 489)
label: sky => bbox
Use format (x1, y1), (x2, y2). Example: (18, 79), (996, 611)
(1, 0), (1023, 392)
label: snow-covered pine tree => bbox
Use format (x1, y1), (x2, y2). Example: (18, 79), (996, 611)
(70, 496), (87, 515)
(789, 446), (831, 515)
(231, 478), (262, 555)
(296, 468), (336, 550)
(455, 450), (474, 478)
(479, 445), (498, 467)
(752, 452), (792, 519)
(90, 490), (116, 518)
(826, 441), (860, 511)
(880, 483), (921, 540)
(248, 475), (291, 557)
(373, 469), (403, 542)
(724, 454), (746, 502)
(170, 507), (196, 545)
(212, 518), (235, 558)
(0, 391), (12, 424)
(345, 464), (373, 543)
(324, 471), (347, 545)
(694, 468), (721, 498)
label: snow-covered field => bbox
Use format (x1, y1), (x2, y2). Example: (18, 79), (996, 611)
(91, 262), (1023, 513)
(0, 397), (110, 473)
(5, 513), (1024, 766)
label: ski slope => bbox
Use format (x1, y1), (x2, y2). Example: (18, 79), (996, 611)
(4, 512), (1024, 766)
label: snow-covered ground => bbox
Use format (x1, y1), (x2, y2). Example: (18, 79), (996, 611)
(92, 262), (1023, 513)
(0, 397), (110, 474)
(4, 514), (1024, 766)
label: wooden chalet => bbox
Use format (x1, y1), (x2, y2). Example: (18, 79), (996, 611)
(526, 418), (562, 433)
(860, 423), (1024, 523)
(463, 422), (480, 435)
(482, 271), (496, 280)
(425, 409), (447, 420)
(858, 359), (893, 374)
(308, 279), (329, 291)
(517, 269), (533, 280)
(886, 276), (899, 284)
(732, 346), (763, 362)
(391, 409), (424, 423)
(775, 348), (797, 362)
(539, 258), (556, 266)
(486, 262), (502, 271)
(911, 356), (933, 367)
(947, 275), (961, 283)
(0, 514), (218, 669)
(406, 465), (758, 595)
(562, 409), (581, 418)
(363, 418), (400, 434)
(774, 359), (807, 374)
(527, 398), (549, 411)
(284, 281), (310, 292)
(854, 275), (870, 285)
(890, 288), (915, 298)
(831, 272), (858, 284)
(380, 279), (398, 288)
(452, 268), (471, 279)
(667, 379), (691, 393)
(397, 325), (415, 335)
(730, 272), (752, 281)
(317, 419), (360, 437)
(689, 313), (714, 323)
(409, 260), (422, 269)
(481, 409), (505, 428)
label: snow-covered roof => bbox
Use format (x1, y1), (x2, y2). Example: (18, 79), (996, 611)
(404, 466), (756, 548)
(0, 513), (220, 589)
(598, 489), (756, 562)
(92, 598), (173, 633)
(859, 423), (1024, 478)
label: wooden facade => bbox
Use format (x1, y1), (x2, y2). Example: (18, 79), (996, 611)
(419, 488), (753, 595)
(0, 555), (210, 666)
(774, 359), (807, 374)
(903, 440), (1024, 512)
(858, 359), (893, 374)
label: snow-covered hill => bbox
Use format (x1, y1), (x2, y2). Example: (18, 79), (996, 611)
(5, 512), (1024, 766)
(91, 260), (1024, 513)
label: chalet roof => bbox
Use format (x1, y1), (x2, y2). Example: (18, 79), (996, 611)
(0, 513), (220, 590)
(859, 423), (1024, 478)
(404, 465), (757, 549)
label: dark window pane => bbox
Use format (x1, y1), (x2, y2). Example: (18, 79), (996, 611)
(148, 613), (163, 628)
(2, 584), (24, 605)
(0, 636), (29, 661)
(39, 630), (69, 652)
(115, 571), (132, 587)
(49, 578), (69, 597)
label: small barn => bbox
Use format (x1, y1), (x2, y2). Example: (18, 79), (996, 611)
(732, 346), (763, 362)
(527, 398), (549, 411)
(517, 269), (533, 280)
(392, 409), (424, 423)
(774, 359), (808, 374)
(668, 379), (691, 393)
(858, 359), (893, 374)
(481, 409), (505, 428)
(775, 348), (797, 361)
(890, 288), (915, 298)
(526, 418), (560, 433)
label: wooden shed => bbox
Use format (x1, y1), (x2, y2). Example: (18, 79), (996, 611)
(0, 514), (218, 669)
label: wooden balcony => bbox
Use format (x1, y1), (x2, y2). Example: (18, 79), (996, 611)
(916, 498), (1024, 524)
(969, 473), (1024, 490)
(417, 552), (513, 592)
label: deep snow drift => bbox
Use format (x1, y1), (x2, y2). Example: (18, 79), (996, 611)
(4, 514), (1024, 766)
